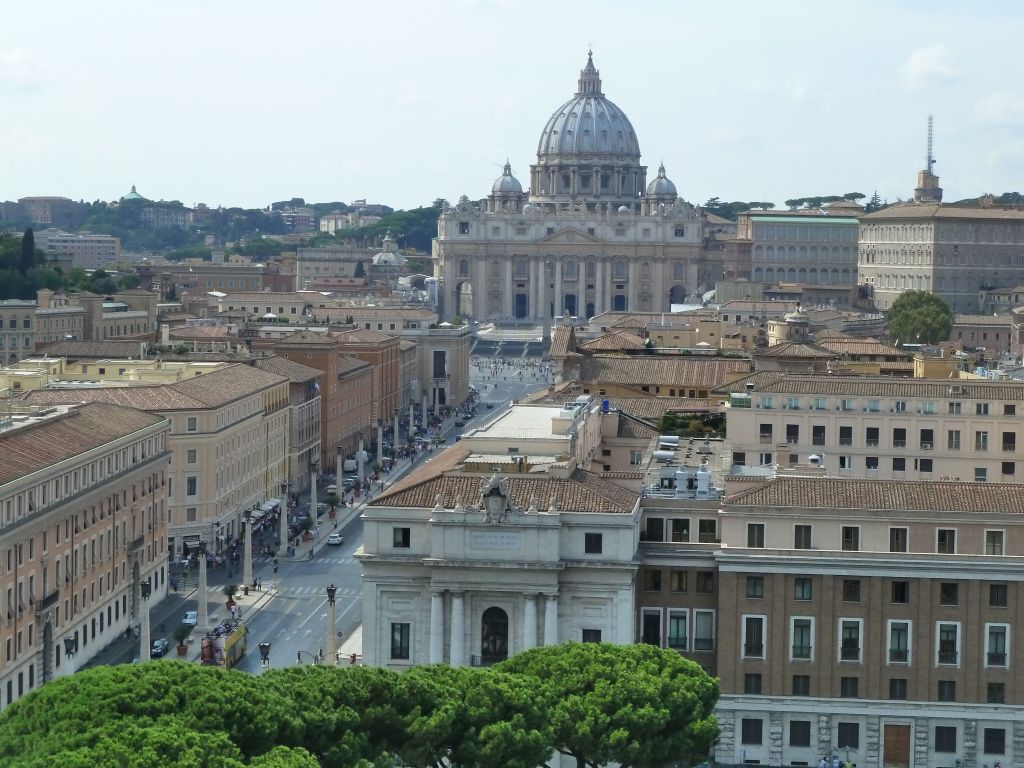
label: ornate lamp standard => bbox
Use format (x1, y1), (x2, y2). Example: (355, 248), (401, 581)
(138, 581), (152, 662)
(242, 508), (254, 590)
(258, 641), (272, 669)
(62, 635), (79, 674)
(324, 584), (339, 664)
(278, 481), (289, 559)
(197, 541), (209, 631)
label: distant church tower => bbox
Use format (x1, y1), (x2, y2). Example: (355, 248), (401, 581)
(913, 115), (943, 203)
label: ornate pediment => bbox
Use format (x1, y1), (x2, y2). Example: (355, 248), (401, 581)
(537, 227), (604, 245)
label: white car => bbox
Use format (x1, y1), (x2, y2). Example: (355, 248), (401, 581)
(327, 532), (344, 546)
(183, 610), (198, 626)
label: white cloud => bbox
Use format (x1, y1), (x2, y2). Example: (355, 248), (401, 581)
(900, 44), (956, 91)
(976, 91), (1024, 126)
(0, 48), (49, 94)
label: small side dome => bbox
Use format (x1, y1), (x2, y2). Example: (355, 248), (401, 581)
(645, 163), (677, 198)
(617, 205), (631, 214)
(492, 160), (523, 195)
(522, 203), (534, 213)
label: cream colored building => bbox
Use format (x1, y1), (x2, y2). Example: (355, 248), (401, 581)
(17, 364), (289, 559)
(721, 373), (1024, 482)
(0, 402), (170, 707)
(434, 54), (707, 323)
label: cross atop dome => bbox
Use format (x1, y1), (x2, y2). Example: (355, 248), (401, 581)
(576, 49), (603, 97)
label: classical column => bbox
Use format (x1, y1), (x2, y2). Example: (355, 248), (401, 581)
(324, 584), (338, 664)
(543, 593), (558, 646)
(529, 258), (539, 322)
(450, 592), (465, 666)
(392, 415), (399, 458)
(430, 591), (445, 664)
(357, 436), (366, 486)
(594, 260), (604, 316)
(537, 260), (547, 324)
(523, 594), (538, 651)
(376, 424), (384, 463)
(477, 257), (488, 318)
(198, 543), (209, 631)
(408, 404), (415, 437)
(604, 258), (613, 312)
(504, 259), (513, 318)
(553, 258), (563, 315)
(242, 510), (253, 589)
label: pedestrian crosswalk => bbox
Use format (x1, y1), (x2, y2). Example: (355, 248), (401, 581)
(275, 585), (361, 600)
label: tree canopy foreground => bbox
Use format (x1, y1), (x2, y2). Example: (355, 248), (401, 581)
(0, 643), (718, 768)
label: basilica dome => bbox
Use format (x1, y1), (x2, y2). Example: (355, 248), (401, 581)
(492, 160), (523, 195)
(646, 163), (677, 198)
(536, 52), (640, 162)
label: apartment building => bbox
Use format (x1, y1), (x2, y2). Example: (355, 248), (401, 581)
(252, 356), (322, 493)
(36, 229), (121, 270)
(75, 289), (159, 342)
(332, 328), (400, 425)
(710, 478), (1023, 768)
(721, 374), (1024, 482)
(17, 364), (289, 559)
(0, 402), (170, 709)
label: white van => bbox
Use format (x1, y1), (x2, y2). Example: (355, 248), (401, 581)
(326, 484), (337, 495)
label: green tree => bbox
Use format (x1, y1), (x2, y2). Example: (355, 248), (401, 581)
(20, 228), (35, 274)
(842, 192), (866, 202)
(117, 272), (141, 290)
(499, 642), (719, 768)
(864, 191), (884, 213)
(886, 289), (953, 345)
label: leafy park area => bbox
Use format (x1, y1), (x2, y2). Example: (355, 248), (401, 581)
(0, 643), (718, 768)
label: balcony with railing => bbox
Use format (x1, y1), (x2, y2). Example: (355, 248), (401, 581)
(744, 642), (764, 657)
(938, 649), (958, 665)
(888, 648), (908, 663)
(1003, 443), (1016, 452)
(987, 651), (1007, 666)
(840, 644), (861, 662)
(792, 645), (812, 660)
(893, 439), (907, 448)
(693, 637), (714, 652)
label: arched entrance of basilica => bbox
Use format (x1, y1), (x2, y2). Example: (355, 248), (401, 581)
(514, 294), (529, 319)
(455, 281), (473, 318)
(669, 284), (687, 305)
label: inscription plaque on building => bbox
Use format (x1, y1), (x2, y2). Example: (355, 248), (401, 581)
(470, 531), (522, 551)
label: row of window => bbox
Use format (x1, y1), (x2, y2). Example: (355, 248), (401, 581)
(736, 450), (1014, 480)
(742, 521), (1010, 555)
(757, 398), (1013, 416)
(740, 718), (1007, 756)
(739, 613), (1010, 671)
(759, 422), (1017, 451)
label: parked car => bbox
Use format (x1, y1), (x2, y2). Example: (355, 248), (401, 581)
(151, 638), (170, 658)
(454, 420), (465, 428)
(327, 532), (344, 546)
(342, 476), (357, 490)
(486, 403), (494, 409)
(183, 610), (198, 626)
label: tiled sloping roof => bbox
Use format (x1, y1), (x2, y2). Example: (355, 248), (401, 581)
(813, 328), (853, 341)
(332, 328), (393, 343)
(727, 477), (1024, 514)
(712, 371), (787, 393)
(0, 403), (165, 485)
(600, 470), (643, 480)
(373, 466), (638, 514)
(736, 375), (1024, 399)
(862, 204), (1024, 221)
(38, 341), (147, 359)
(617, 413), (658, 439)
(253, 356), (323, 382)
(169, 365), (286, 406)
(274, 330), (336, 346)
(755, 341), (837, 359)
(548, 325), (576, 358)
(20, 364), (286, 411)
(580, 330), (647, 351)
(168, 326), (231, 339)
(399, 340), (417, 351)
(817, 339), (907, 357)
(579, 355), (751, 388)
(954, 314), (1013, 326)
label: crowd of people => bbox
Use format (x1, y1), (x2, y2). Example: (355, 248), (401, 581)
(470, 356), (555, 384)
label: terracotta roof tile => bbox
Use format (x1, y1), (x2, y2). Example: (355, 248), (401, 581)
(253, 356), (323, 382)
(38, 341), (147, 359)
(372, 466), (638, 514)
(578, 355), (751, 389)
(580, 330), (647, 351)
(0, 403), (165, 485)
(727, 476), (1024, 514)
(549, 325), (576, 358)
(755, 341), (836, 359)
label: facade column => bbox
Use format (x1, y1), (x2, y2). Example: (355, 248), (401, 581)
(553, 258), (563, 316)
(392, 415), (399, 460)
(198, 544), (209, 631)
(594, 260), (604, 316)
(430, 591), (445, 664)
(543, 593), (558, 645)
(537, 259), (547, 323)
(604, 258), (613, 312)
(523, 594), (538, 651)
(628, 262), (639, 313)
(477, 257), (487, 319)
(450, 592), (465, 666)
(504, 259), (513, 319)
(529, 258), (539, 322)
(408, 404), (415, 438)
(376, 424), (384, 462)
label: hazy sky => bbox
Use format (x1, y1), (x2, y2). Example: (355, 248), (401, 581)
(4, 1), (1024, 212)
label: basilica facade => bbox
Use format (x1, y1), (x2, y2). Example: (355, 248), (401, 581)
(434, 54), (710, 324)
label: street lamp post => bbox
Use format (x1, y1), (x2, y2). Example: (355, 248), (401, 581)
(242, 509), (254, 590)
(139, 581), (152, 662)
(324, 584), (338, 664)
(279, 481), (289, 559)
(356, 433), (366, 487)
(296, 649), (322, 665)
(197, 541), (209, 631)
(309, 460), (319, 537)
